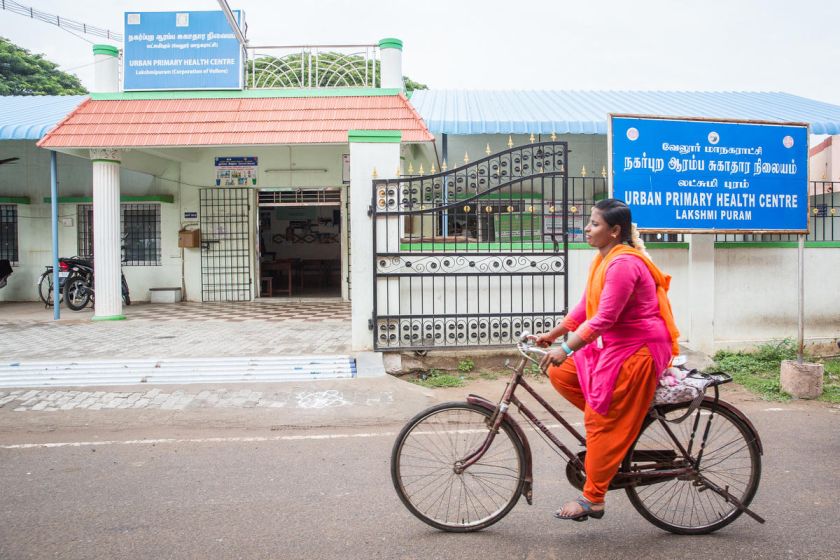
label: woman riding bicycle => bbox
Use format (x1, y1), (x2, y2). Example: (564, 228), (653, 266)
(536, 198), (680, 522)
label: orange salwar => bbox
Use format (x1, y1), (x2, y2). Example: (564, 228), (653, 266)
(548, 346), (659, 503)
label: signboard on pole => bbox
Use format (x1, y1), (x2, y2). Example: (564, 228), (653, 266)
(609, 115), (809, 232)
(124, 10), (244, 91)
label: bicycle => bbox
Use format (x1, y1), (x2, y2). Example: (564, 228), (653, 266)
(391, 333), (765, 534)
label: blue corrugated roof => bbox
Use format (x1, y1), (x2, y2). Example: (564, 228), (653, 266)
(410, 90), (840, 135)
(0, 95), (87, 140)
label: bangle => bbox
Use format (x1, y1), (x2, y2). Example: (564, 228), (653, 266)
(560, 341), (574, 357)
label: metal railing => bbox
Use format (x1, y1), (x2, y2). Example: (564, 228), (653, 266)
(715, 182), (839, 243)
(245, 44), (379, 89)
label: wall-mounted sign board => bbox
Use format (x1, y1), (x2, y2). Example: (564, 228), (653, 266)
(124, 10), (244, 91)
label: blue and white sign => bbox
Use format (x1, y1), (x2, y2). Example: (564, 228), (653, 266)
(124, 11), (244, 91)
(610, 115), (809, 232)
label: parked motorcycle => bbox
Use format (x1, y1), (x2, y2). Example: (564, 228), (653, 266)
(0, 259), (12, 290)
(37, 257), (130, 310)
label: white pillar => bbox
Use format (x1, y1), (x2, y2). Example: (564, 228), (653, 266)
(687, 233), (715, 354)
(90, 148), (124, 321)
(378, 38), (403, 90)
(92, 44), (120, 93)
(348, 131), (401, 351)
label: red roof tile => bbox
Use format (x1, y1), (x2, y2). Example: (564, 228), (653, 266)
(38, 93), (433, 148)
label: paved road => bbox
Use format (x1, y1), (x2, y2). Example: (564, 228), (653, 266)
(1, 378), (838, 560)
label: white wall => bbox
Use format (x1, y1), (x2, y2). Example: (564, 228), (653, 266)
(0, 142), (181, 302)
(178, 144), (348, 301)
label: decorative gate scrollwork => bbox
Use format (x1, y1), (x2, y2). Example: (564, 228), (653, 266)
(372, 142), (570, 350)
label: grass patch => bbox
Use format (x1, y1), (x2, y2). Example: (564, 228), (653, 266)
(712, 340), (840, 402)
(479, 371), (505, 381)
(821, 358), (840, 403)
(411, 368), (465, 388)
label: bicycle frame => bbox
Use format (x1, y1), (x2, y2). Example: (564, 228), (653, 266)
(457, 341), (765, 524)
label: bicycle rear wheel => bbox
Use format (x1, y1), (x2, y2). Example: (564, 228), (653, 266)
(37, 271), (63, 305)
(623, 399), (761, 535)
(391, 402), (526, 532)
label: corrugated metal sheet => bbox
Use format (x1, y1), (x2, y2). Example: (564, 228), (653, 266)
(38, 93), (433, 148)
(0, 355), (356, 388)
(410, 90), (840, 135)
(0, 95), (87, 140)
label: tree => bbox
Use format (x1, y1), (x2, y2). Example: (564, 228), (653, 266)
(248, 51), (427, 92)
(0, 37), (87, 96)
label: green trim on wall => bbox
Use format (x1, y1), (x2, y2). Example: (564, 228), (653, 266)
(450, 192), (544, 200)
(92, 44), (119, 57)
(91, 88), (402, 101)
(0, 196), (30, 204)
(348, 130), (402, 143)
(378, 38), (404, 50)
(43, 195), (174, 204)
(715, 241), (840, 249)
(393, 240), (840, 251)
(397, 242), (689, 251)
(91, 314), (126, 322)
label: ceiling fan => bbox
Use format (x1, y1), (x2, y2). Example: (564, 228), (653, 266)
(0, 157), (20, 166)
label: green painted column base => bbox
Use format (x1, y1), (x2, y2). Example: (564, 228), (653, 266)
(92, 314), (126, 322)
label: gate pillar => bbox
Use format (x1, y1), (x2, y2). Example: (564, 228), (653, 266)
(688, 233), (715, 354)
(348, 130), (401, 351)
(89, 148), (124, 321)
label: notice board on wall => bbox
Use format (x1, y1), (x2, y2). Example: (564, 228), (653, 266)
(609, 115), (809, 233)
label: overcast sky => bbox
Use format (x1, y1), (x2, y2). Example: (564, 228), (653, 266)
(1, 0), (839, 106)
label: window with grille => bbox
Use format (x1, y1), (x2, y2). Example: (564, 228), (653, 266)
(0, 204), (19, 264)
(77, 203), (162, 265)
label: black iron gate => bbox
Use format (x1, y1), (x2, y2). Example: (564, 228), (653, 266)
(199, 188), (252, 302)
(372, 141), (570, 351)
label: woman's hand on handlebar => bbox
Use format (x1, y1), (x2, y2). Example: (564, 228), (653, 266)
(539, 347), (568, 372)
(534, 333), (555, 348)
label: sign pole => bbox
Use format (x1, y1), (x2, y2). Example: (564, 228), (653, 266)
(797, 234), (805, 364)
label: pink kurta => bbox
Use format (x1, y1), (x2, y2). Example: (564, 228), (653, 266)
(562, 254), (673, 415)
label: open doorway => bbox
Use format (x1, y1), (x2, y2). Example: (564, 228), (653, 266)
(257, 188), (342, 298)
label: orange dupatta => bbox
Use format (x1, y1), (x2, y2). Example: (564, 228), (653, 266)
(584, 245), (680, 356)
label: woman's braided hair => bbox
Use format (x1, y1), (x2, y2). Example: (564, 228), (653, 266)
(593, 198), (652, 259)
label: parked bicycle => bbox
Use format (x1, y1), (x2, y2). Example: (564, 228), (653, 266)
(391, 333), (764, 534)
(37, 257), (130, 310)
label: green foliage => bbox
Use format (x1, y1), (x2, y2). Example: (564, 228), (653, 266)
(711, 339), (798, 400)
(821, 358), (840, 403)
(412, 368), (465, 388)
(247, 51), (427, 92)
(479, 371), (505, 381)
(457, 358), (475, 373)
(0, 37), (87, 95)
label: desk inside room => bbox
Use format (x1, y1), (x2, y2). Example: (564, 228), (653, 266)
(260, 259), (293, 297)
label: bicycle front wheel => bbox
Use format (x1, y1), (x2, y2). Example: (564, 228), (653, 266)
(391, 402), (526, 532)
(623, 399), (761, 535)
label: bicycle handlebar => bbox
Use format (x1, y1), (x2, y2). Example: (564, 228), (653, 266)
(516, 331), (550, 363)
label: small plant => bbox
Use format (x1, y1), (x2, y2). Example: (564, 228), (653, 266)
(479, 371), (504, 381)
(818, 358), (840, 403)
(412, 368), (465, 389)
(457, 358), (475, 373)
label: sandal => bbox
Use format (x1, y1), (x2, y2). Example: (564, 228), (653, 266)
(553, 496), (605, 522)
